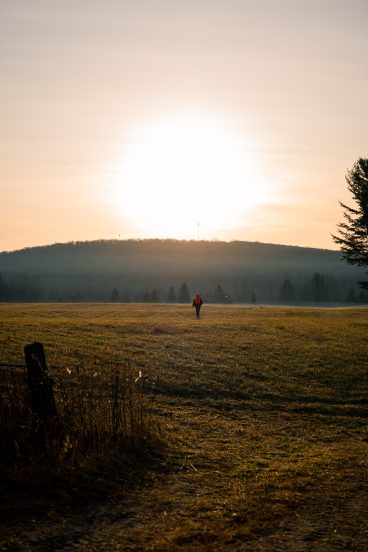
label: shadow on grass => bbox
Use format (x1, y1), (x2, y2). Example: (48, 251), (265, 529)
(0, 441), (166, 526)
(154, 382), (368, 419)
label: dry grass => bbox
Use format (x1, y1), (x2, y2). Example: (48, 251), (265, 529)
(0, 307), (163, 508)
(0, 303), (367, 550)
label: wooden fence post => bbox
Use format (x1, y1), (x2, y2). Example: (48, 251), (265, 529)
(24, 342), (57, 421)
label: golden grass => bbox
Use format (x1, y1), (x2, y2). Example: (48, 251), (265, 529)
(0, 303), (367, 549)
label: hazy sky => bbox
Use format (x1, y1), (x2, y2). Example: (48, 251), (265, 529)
(1, 0), (367, 251)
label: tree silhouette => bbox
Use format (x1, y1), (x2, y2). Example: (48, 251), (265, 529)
(213, 284), (227, 303)
(333, 157), (368, 289)
(111, 287), (120, 302)
(0, 273), (8, 301)
(358, 289), (368, 303)
(345, 288), (357, 303)
(310, 273), (328, 302)
(279, 278), (295, 303)
(167, 285), (176, 303)
(142, 290), (151, 302)
(151, 288), (159, 302)
(177, 282), (190, 303)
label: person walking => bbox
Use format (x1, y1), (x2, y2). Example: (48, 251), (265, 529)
(192, 293), (203, 319)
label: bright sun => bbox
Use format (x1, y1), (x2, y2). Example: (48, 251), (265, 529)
(112, 112), (268, 239)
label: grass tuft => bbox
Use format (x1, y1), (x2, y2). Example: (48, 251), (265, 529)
(0, 356), (163, 499)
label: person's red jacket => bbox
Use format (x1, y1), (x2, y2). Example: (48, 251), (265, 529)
(193, 294), (203, 306)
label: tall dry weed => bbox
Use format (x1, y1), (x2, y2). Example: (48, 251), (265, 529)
(0, 359), (161, 481)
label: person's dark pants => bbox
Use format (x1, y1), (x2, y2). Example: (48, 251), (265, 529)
(195, 305), (201, 319)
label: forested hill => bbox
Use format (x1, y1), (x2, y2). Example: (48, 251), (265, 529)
(0, 239), (366, 304)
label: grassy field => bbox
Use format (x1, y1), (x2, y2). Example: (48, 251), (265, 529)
(0, 303), (367, 551)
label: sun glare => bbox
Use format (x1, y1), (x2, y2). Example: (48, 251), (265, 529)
(111, 113), (268, 239)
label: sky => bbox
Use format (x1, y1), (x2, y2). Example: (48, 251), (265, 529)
(1, 0), (368, 252)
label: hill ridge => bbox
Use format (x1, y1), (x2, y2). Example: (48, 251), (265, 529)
(0, 238), (366, 304)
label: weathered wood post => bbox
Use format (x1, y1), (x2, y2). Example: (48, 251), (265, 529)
(24, 342), (57, 422)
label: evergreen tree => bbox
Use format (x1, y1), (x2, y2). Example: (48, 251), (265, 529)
(279, 278), (295, 303)
(151, 288), (159, 302)
(120, 287), (131, 302)
(333, 157), (368, 289)
(213, 284), (227, 303)
(142, 290), (151, 302)
(167, 285), (176, 303)
(310, 273), (328, 302)
(177, 282), (190, 303)
(111, 287), (120, 302)
(0, 273), (8, 301)
(345, 288), (357, 303)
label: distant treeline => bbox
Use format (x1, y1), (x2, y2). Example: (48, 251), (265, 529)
(0, 239), (367, 304)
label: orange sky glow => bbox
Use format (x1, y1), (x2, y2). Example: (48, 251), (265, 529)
(1, 0), (368, 251)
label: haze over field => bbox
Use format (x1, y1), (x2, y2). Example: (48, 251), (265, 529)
(1, 0), (368, 251)
(0, 239), (366, 304)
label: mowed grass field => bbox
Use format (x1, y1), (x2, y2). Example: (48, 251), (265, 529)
(0, 303), (367, 551)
